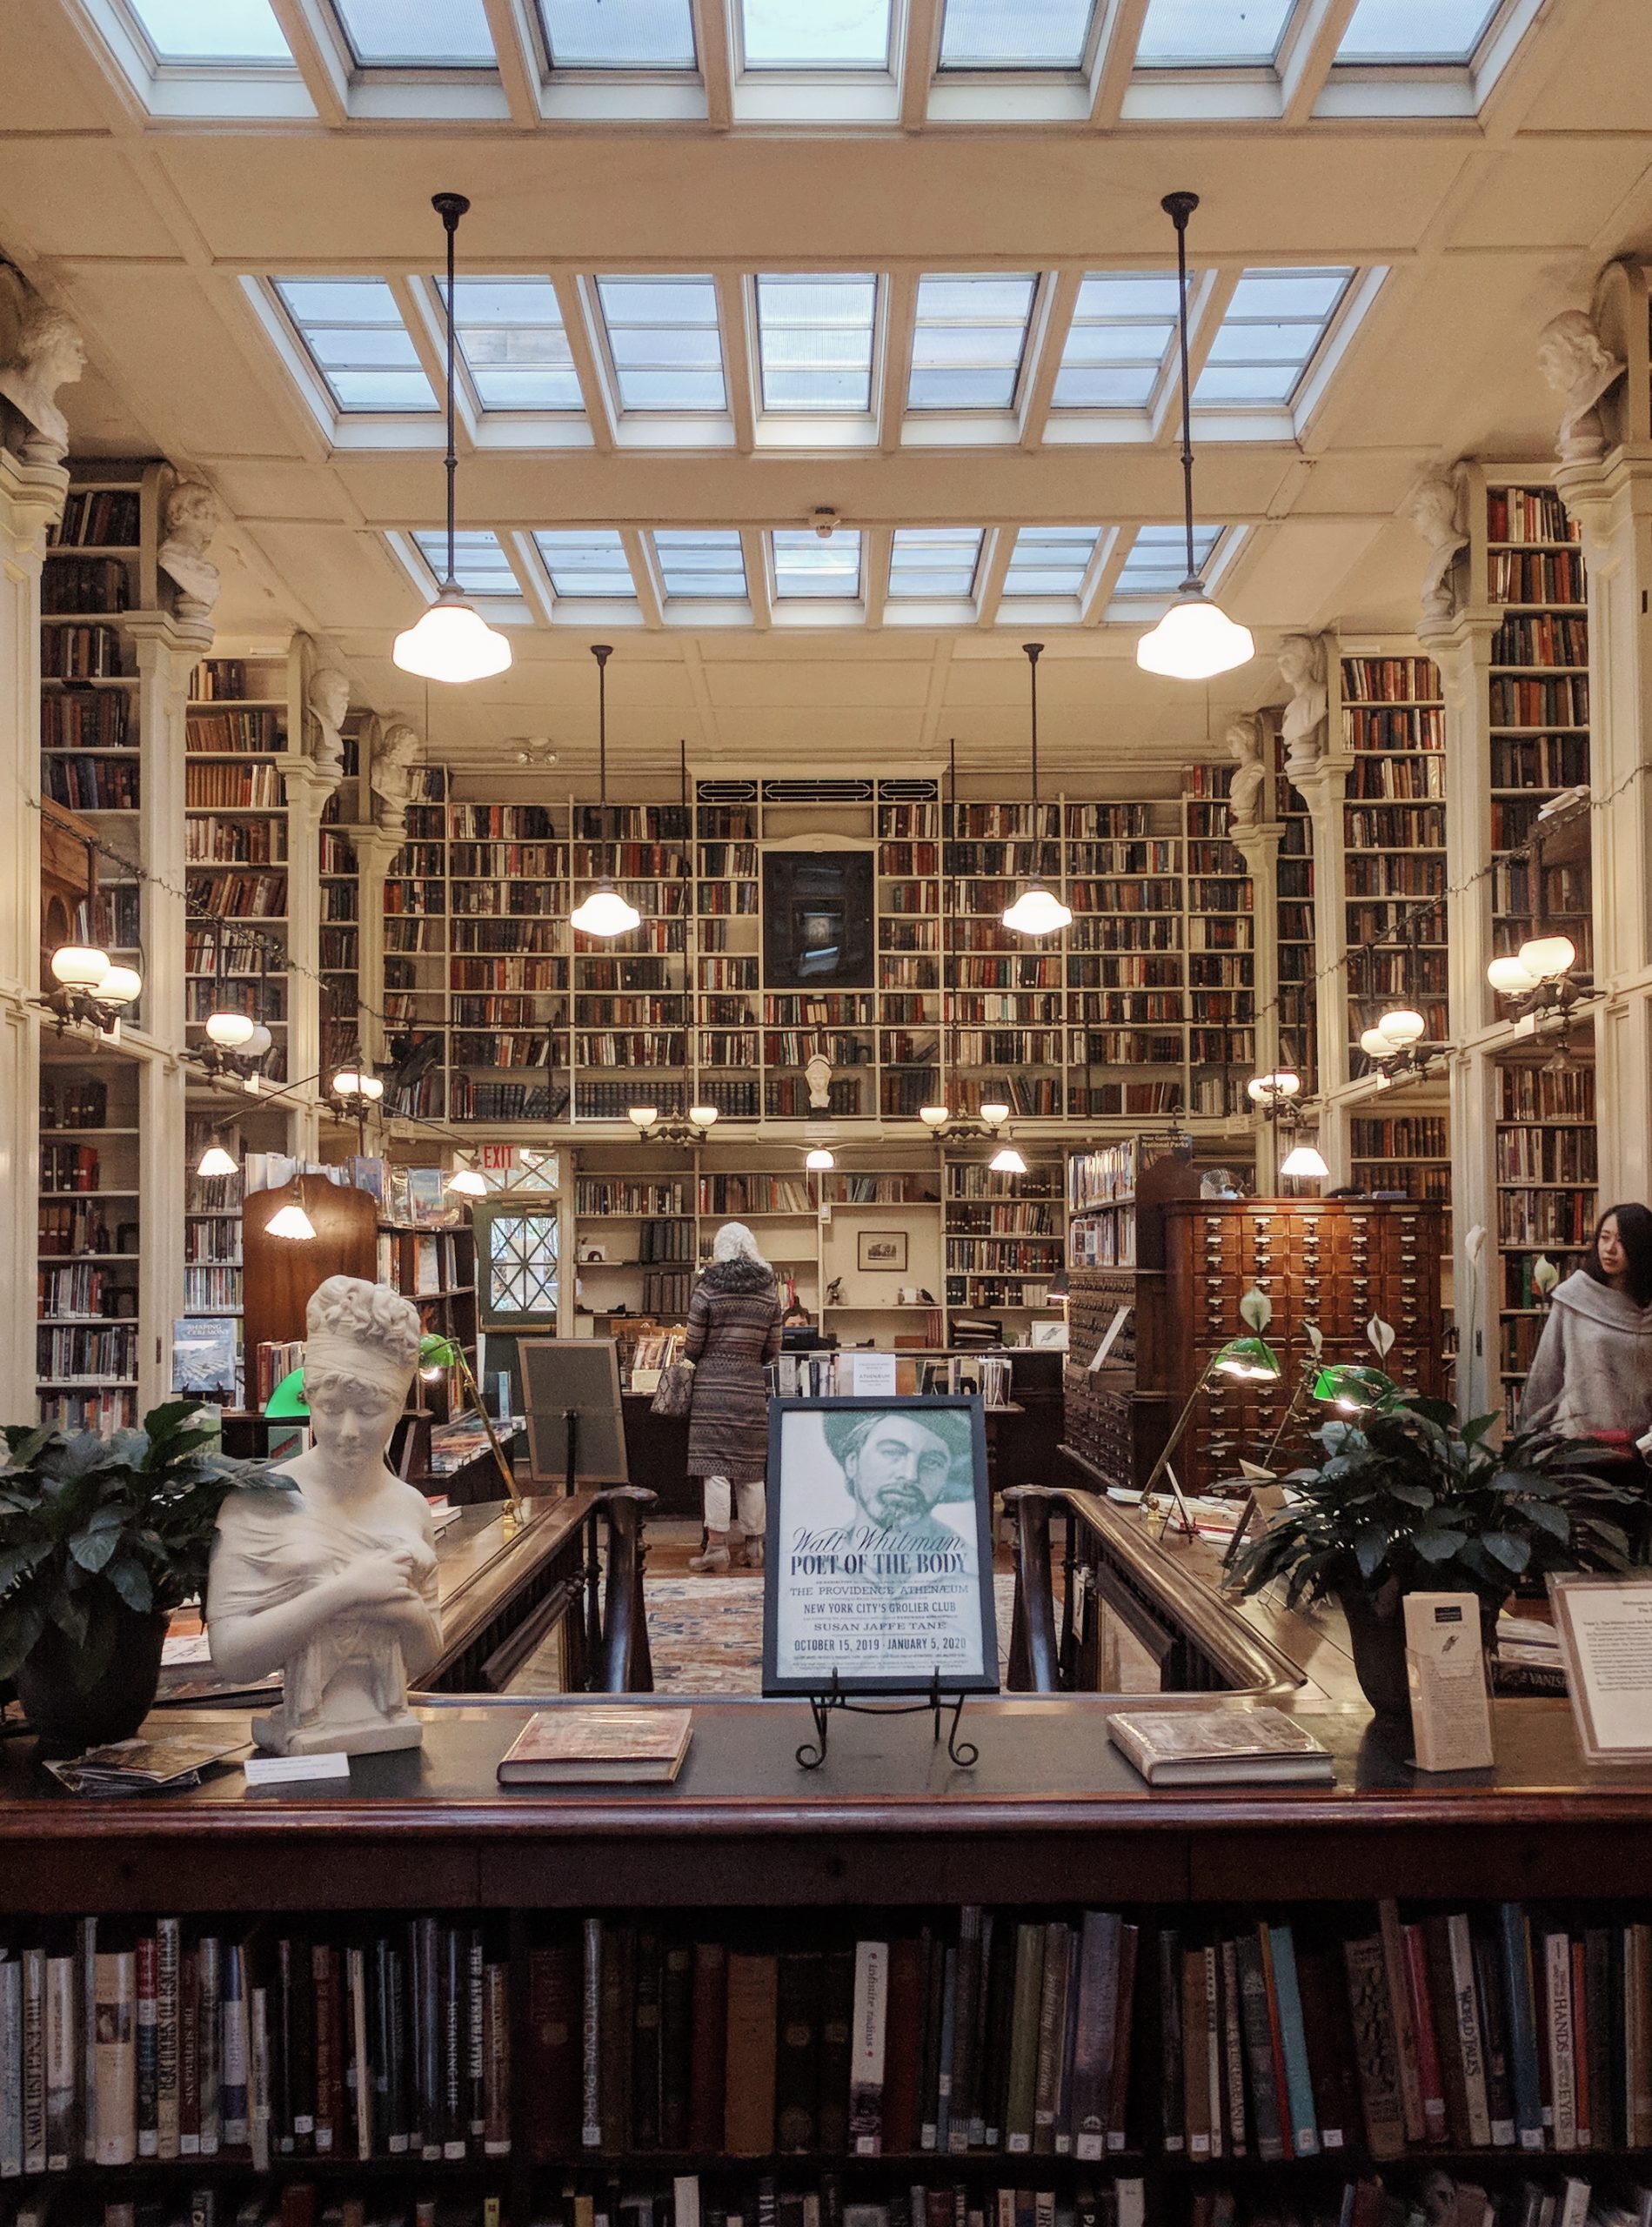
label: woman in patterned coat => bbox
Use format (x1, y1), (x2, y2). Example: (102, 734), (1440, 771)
(684, 1221), (785, 1573)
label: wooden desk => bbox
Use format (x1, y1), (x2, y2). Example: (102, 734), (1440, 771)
(424, 1493), (593, 1693)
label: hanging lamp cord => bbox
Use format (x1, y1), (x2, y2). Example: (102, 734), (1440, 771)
(1164, 189), (1201, 592)
(592, 642), (613, 874)
(432, 191), (470, 592)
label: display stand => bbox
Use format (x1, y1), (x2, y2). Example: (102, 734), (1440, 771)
(795, 1665), (980, 1772)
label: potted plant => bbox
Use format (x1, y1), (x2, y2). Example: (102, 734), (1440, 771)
(1225, 1387), (1635, 1734)
(0, 1401), (284, 1755)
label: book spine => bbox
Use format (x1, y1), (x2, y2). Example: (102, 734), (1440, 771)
(221, 1942), (249, 2151)
(346, 1944), (370, 2162)
(443, 1925), (464, 2159)
(79, 1916), (97, 2165)
(22, 1946), (44, 2175)
(248, 1985), (271, 2173)
(1377, 1899), (1426, 2144)
(1180, 1946), (1209, 2160)
(1219, 1938), (1247, 2159)
(969, 1914), (994, 2150)
(1069, 1911), (1117, 2163)
(418, 1915), (440, 2160)
(467, 1929), (486, 2145)
(0, 1953), (22, 2178)
(43, 1943), (73, 2175)
(1422, 1913), (1472, 2147)
(1470, 1924), (1516, 2149)
(1156, 1928), (1184, 2157)
(484, 1958), (511, 2157)
(817, 1946), (856, 2157)
(1401, 1922), (1448, 2143)
(1340, 1936), (1405, 2163)
(882, 1936), (925, 2157)
(1105, 1923), (1138, 2156)
(156, 1917), (180, 2162)
(1234, 1933), (1285, 2163)
(581, 1918), (602, 2150)
(384, 1937), (408, 2156)
(688, 1939), (727, 2154)
(919, 1927), (946, 2151)
(1630, 1922), (1652, 2150)
(1583, 1928), (1612, 2156)
(197, 1935), (221, 2157)
(1003, 1923), (1045, 2157)
(1031, 1923), (1069, 2157)
(93, 1947), (137, 2166)
(289, 1932), (313, 2157)
(774, 1950), (819, 2155)
(1545, 1930), (1578, 2152)
(177, 1935), (200, 2157)
(1571, 1936), (1590, 2150)
(1497, 1903), (1545, 2151)
(947, 1909), (981, 2157)
(848, 1940), (889, 2157)
(1266, 1926), (1320, 2159)
(933, 1943), (956, 2155)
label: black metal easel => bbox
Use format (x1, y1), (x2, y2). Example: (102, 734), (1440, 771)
(795, 1666), (980, 1771)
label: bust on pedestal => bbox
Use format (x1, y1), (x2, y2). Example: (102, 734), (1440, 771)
(206, 1276), (441, 1756)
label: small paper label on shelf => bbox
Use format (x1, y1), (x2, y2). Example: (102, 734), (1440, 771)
(244, 1750), (351, 1785)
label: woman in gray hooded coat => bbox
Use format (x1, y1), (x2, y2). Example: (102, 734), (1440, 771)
(1520, 1202), (1652, 1449)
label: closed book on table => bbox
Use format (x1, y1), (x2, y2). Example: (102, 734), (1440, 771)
(688, 1942), (728, 2153)
(497, 1708), (692, 1784)
(1107, 1708), (1333, 1787)
(774, 1953), (822, 2153)
(527, 1940), (581, 2162)
(725, 1954), (778, 2157)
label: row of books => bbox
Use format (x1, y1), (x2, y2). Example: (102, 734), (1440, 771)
(1341, 657), (1441, 704)
(184, 822), (286, 866)
(1492, 616), (1588, 666)
(1348, 757), (1447, 802)
(1488, 487), (1578, 544)
(40, 625), (124, 680)
(184, 762), (283, 807)
(35, 1324), (137, 1381)
(37, 1205), (126, 1258)
(183, 1267), (241, 1312)
(451, 960), (565, 993)
(1496, 1193), (1598, 1247)
(184, 874), (286, 920)
(1068, 994), (1183, 1025)
(948, 1280), (1053, 1310)
(1494, 1131), (1598, 1182)
(1488, 679), (1588, 728)
(947, 1206), (1061, 1237)
(449, 845), (566, 879)
(450, 889), (561, 922)
(1350, 1118), (1449, 1160)
(185, 711), (282, 755)
(451, 1037), (560, 1072)
(449, 1080), (565, 1123)
(42, 557), (131, 615)
(189, 660), (259, 702)
(50, 488), (141, 548)
(40, 1143), (104, 1194)
(451, 802), (562, 839)
(37, 1263), (134, 1320)
(41, 692), (129, 748)
(945, 1241), (1065, 1274)
(1344, 807), (1447, 849)
(183, 1220), (241, 1264)
(1490, 736), (1590, 791)
(1488, 552), (1586, 605)
(575, 1180), (692, 1216)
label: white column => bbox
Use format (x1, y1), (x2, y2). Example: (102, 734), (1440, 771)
(279, 756), (335, 1112)
(1289, 759), (1351, 1180)
(0, 449), (66, 1418)
(1233, 821), (1281, 1192)
(352, 826), (401, 1072)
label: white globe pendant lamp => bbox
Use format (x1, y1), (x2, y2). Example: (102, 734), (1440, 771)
(1136, 193), (1254, 685)
(570, 645), (641, 938)
(1001, 643), (1072, 938)
(392, 192), (512, 686)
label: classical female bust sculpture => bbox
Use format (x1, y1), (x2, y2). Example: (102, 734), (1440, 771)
(157, 477), (223, 619)
(206, 1275), (442, 1756)
(1277, 633), (1328, 779)
(1536, 308), (1624, 464)
(0, 288), (85, 466)
(1224, 712), (1269, 829)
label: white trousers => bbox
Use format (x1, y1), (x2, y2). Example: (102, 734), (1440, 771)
(703, 1474), (766, 1534)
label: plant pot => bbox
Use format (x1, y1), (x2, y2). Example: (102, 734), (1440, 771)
(17, 1608), (169, 1758)
(1336, 1583), (1502, 1746)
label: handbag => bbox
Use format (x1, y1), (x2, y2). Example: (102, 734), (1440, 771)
(651, 1358), (695, 1417)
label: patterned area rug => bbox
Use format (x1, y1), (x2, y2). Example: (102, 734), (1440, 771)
(643, 1572), (1021, 1695)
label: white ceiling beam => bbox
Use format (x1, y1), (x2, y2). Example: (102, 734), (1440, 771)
(551, 273), (617, 455)
(1080, 527), (1133, 626)
(879, 269), (920, 454)
(898, 0), (942, 130)
(973, 526), (1015, 626)
(264, 0), (350, 126)
(677, 639), (722, 752)
(1018, 270), (1080, 451)
(1087, 0), (1150, 125)
(1279, 0), (1361, 127)
(619, 527), (666, 630)
(740, 529), (773, 630)
(862, 526), (892, 628)
(1152, 270), (1237, 448)
(479, 0), (545, 126)
(915, 636), (956, 754)
(714, 272), (757, 453)
(385, 275), (476, 455)
(697, 0), (735, 130)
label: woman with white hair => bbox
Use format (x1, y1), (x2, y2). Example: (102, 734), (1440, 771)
(683, 1221), (784, 1573)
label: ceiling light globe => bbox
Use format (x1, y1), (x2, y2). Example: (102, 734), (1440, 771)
(95, 965), (142, 1006)
(1246, 1068), (1301, 1103)
(688, 1105), (719, 1130)
(990, 1145), (1028, 1175)
(1377, 1008), (1426, 1047)
(919, 1104), (951, 1131)
(242, 1025), (272, 1060)
(50, 944), (111, 991)
(446, 1167), (487, 1197)
(204, 1010), (257, 1050)
(1280, 1143), (1330, 1180)
(1135, 590), (1255, 681)
(572, 885), (642, 938)
(331, 1069), (363, 1098)
(1487, 954), (1539, 995)
(1519, 934), (1577, 982)
(1360, 1027), (1394, 1059)
(978, 1100), (1012, 1129)
(265, 1202), (318, 1241)
(393, 589), (512, 685)
(358, 1073), (385, 1100)
(627, 1105), (659, 1131)
(805, 1147), (834, 1172)
(1001, 884), (1073, 937)
(196, 1145), (237, 1179)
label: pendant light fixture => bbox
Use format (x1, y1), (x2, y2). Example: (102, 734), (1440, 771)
(570, 644), (642, 939)
(393, 192), (512, 685)
(1135, 193), (1255, 684)
(1001, 644), (1072, 938)
(196, 1141), (237, 1179)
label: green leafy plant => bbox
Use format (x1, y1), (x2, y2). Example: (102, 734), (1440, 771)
(0, 1402), (285, 1689)
(1225, 1389), (1636, 1612)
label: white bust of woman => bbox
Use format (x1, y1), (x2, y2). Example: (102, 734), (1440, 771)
(206, 1275), (442, 1756)
(1224, 712), (1268, 829)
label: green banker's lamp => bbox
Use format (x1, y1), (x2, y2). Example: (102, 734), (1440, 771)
(419, 1333), (521, 1512)
(1141, 1286), (1282, 1538)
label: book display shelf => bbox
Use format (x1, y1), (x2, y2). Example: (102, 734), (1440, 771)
(184, 652), (291, 1084)
(36, 1047), (141, 1431)
(40, 465), (148, 1010)
(1341, 654), (1448, 1073)
(1180, 767), (1255, 1119)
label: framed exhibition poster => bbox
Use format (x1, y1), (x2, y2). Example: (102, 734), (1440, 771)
(761, 1395), (999, 1695)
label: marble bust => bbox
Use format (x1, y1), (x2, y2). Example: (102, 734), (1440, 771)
(306, 662), (350, 786)
(1224, 713), (1268, 829)
(0, 287), (85, 466)
(206, 1275), (441, 1756)
(1277, 633), (1328, 779)
(1537, 309), (1624, 464)
(371, 720), (421, 837)
(157, 477), (222, 619)
(1408, 469), (1468, 622)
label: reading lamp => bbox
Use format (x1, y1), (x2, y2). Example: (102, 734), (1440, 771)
(1140, 1316), (1281, 1525)
(419, 1332), (520, 1511)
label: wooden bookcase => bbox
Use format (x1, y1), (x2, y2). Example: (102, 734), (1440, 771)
(318, 723), (365, 1080)
(36, 1047), (141, 1431)
(1341, 652), (1448, 1071)
(1494, 1058), (1597, 1425)
(384, 766), (451, 1120)
(571, 801), (691, 1123)
(1180, 767), (1255, 1119)
(449, 798), (572, 1124)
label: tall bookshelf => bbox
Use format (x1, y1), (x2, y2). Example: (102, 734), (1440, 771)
(1064, 801), (1185, 1120)
(184, 653), (291, 1082)
(572, 802), (691, 1123)
(698, 798), (764, 1119)
(1495, 1059), (1597, 1428)
(1341, 652), (1448, 1071)
(37, 1049), (141, 1431)
(1274, 741), (1317, 1093)
(1182, 767), (1254, 1117)
(318, 719), (365, 1080)
(450, 799), (572, 1123)
(182, 1106), (244, 1398)
(384, 765), (451, 1120)
(942, 1148), (1064, 1328)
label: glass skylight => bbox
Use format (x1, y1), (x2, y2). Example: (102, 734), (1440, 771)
(125, 0), (294, 63)
(739, 0), (893, 69)
(887, 529), (984, 599)
(907, 276), (1036, 411)
(1051, 274), (1179, 410)
(1334, 0), (1501, 60)
(1113, 525), (1221, 597)
(443, 279), (581, 411)
(536, 0), (697, 69)
(413, 530), (517, 598)
(755, 276), (879, 412)
(1194, 269), (1354, 406)
(653, 531), (747, 599)
(1134, 0), (1294, 66)
(331, 0), (498, 66)
(772, 531), (864, 599)
(1002, 527), (1101, 597)
(271, 280), (437, 413)
(594, 278), (726, 411)
(534, 532), (636, 599)
(937, 0), (1100, 69)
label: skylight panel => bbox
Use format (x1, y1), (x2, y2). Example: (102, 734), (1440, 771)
(1135, 0), (1294, 66)
(755, 276), (879, 412)
(535, 0), (698, 68)
(653, 531), (747, 599)
(1114, 525), (1221, 597)
(1334, 0), (1501, 60)
(125, 0), (294, 63)
(414, 531), (516, 598)
(937, 0), (1100, 69)
(887, 529), (984, 599)
(907, 276), (1036, 411)
(1051, 274), (1179, 410)
(594, 278), (726, 411)
(1002, 527), (1101, 597)
(740, 0), (893, 69)
(1194, 268), (1354, 407)
(271, 279), (437, 413)
(331, 0), (498, 66)
(442, 279), (581, 412)
(534, 531), (636, 599)
(772, 530), (864, 599)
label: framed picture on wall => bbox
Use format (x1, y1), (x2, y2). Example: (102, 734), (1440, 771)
(762, 1397), (999, 1695)
(857, 1228), (907, 1273)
